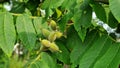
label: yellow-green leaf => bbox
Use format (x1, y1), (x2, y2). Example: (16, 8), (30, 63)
(0, 12), (16, 57)
(109, 0), (120, 22)
(16, 14), (36, 51)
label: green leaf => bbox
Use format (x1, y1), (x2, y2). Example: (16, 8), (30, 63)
(108, 47), (120, 68)
(28, 52), (56, 68)
(40, 52), (57, 68)
(77, 27), (87, 42)
(69, 29), (82, 65)
(93, 43), (120, 68)
(0, 12), (16, 57)
(45, 8), (54, 19)
(73, 5), (92, 41)
(54, 41), (70, 64)
(61, 0), (76, 10)
(72, 10), (82, 30)
(109, 0), (120, 22)
(80, 0), (90, 10)
(58, 11), (73, 32)
(26, 0), (40, 15)
(41, 0), (64, 9)
(108, 12), (118, 28)
(70, 30), (98, 65)
(29, 60), (50, 68)
(90, 38), (114, 66)
(91, 3), (107, 23)
(66, 25), (81, 50)
(33, 17), (47, 37)
(76, 36), (120, 68)
(16, 14), (36, 51)
(80, 6), (92, 27)
(79, 35), (108, 68)
(55, 8), (62, 18)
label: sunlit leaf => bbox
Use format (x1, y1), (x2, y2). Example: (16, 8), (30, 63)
(109, 0), (120, 22)
(41, 0), (64, 9)
(16, 14), (36, 51)
(40, 52), (57, 68)
(55, 8), (62, 18)
(29, 60), (50, 68)
(0, 12), (16, 57)
(33, 17), (47, 37)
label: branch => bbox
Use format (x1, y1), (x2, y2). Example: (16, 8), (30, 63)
(94, 0), (109, 4)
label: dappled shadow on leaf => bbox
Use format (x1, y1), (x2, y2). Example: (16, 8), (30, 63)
(10, 1), (25, 13)
(18, 32), (37, 51)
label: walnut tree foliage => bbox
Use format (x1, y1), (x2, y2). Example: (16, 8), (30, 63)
(0, 0), (120, 68)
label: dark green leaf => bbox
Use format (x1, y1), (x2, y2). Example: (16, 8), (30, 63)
(70, 30), (98, 65)
(0, 12), (16, 57)
(80, 0), (90, 10)
(66, 25), (81, 50)
(79, 35), (108, 68)
(26, 0), (40, 15)
(77, 27), (87, 42)
(73, 5), (92, 41)
(93, 43), (120, 68)
(79, 6), (92, 27)
(108, 12), (118, 28)
(54, 41), (70, 64)
(91, 3), (107, 23)
(10, 1), (25, 13)
(58, 11), (73, 32)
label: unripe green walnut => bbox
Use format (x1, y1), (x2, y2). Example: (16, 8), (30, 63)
(48, 32), (56, 42)
(55, 31), (63, 38)
(50, 20), (57, 30)
(41, 39), (51, 47)
(42, 29), (50, 38)
(48, 42), (61, 52)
